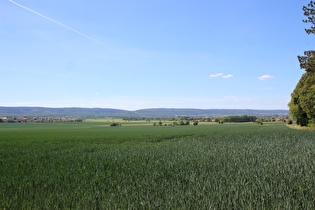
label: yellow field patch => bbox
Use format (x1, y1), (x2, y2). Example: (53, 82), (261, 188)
(287, 124), (315, 130)
(85, 119), (124, 123)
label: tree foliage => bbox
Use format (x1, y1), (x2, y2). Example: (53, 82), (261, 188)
(289, 1), (315, 126)
(110, 123), (121, 126)
(222, 115), (257, 123)
(298, 50), (315, 72)
(303, 1), (315, 35)
(289, 72), (315, 126)
(298, 1), (315, 72)
(193, 121), (199, 126)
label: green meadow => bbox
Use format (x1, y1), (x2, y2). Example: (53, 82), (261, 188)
(0, 121), (314, 209)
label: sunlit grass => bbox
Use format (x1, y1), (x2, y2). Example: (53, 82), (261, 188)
(287, 124), (315, 130)
(0, 122), (314, 209)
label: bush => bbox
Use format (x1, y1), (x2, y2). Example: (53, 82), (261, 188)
(308, 119), (315, 127)
(110, 123), (121, 126)
(253, 120), (263, 125)
(287, 119), (293, 125)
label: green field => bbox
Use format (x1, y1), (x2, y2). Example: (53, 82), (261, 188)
(0, 121), (314, 209)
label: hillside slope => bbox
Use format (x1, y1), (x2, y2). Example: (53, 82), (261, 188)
(0, 107), (289, 118)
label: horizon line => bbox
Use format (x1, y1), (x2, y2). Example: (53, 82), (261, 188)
(0, 105), (289, 111)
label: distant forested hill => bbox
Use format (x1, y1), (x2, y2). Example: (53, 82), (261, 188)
(134, 108), (289, 117)
(0, 107), (132, 118)
(0, 107), (289, 118)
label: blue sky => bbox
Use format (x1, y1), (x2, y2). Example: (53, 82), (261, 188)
(0, 0), (313, 110)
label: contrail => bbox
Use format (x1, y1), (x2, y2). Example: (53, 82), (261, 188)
(8, 0), (106, 47)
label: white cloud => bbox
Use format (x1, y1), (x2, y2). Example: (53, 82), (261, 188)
(210, 73), (223, 77)
(222, 74), (233, 79)
(258, 75), (274, 80)
(210, 73), (233, 78)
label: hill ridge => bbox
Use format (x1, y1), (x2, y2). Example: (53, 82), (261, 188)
(0, 106), (289, 118)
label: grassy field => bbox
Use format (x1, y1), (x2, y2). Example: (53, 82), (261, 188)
(0, 121), (314, 209)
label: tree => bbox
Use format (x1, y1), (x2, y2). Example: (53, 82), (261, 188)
(303, 1), (315, 35)
(289, 72), (315, 126)
(287, 119), (293, 125)
(179, 120), (185, 125)
(289, 1), (315, 126)
(110, 123), (121, 126)
(7, 119), (16, 123)
(253, 120), (263, 125)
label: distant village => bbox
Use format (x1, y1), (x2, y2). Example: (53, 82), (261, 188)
(0, 115), (290, 124)
(0, 117), (83, 123)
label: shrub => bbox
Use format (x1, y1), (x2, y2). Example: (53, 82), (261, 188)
(253, 120), (263, 125)
(110, 123), (121, 126)
(287, 119), (293, 125)
(308, 119), (315, 127)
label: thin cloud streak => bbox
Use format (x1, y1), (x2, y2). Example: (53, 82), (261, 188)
(210, 73), (233, 79)
(258, 75), (274, 80)
(222, 74), (233, 79)
(8, 0), (106, 47)
(210, 73), (223, 77)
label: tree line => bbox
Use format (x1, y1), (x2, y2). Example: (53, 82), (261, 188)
(124, 115), (259, 123)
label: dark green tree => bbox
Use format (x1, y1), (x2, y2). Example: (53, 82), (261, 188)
(303, 1), (315, 35)
(289, 72), (315, 126)
(289, 1), (315, 126)
(110, 123), (121, 126)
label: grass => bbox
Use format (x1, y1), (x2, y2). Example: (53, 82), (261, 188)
(287, 124), (315, 130)
(0, 121), (314, 209)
